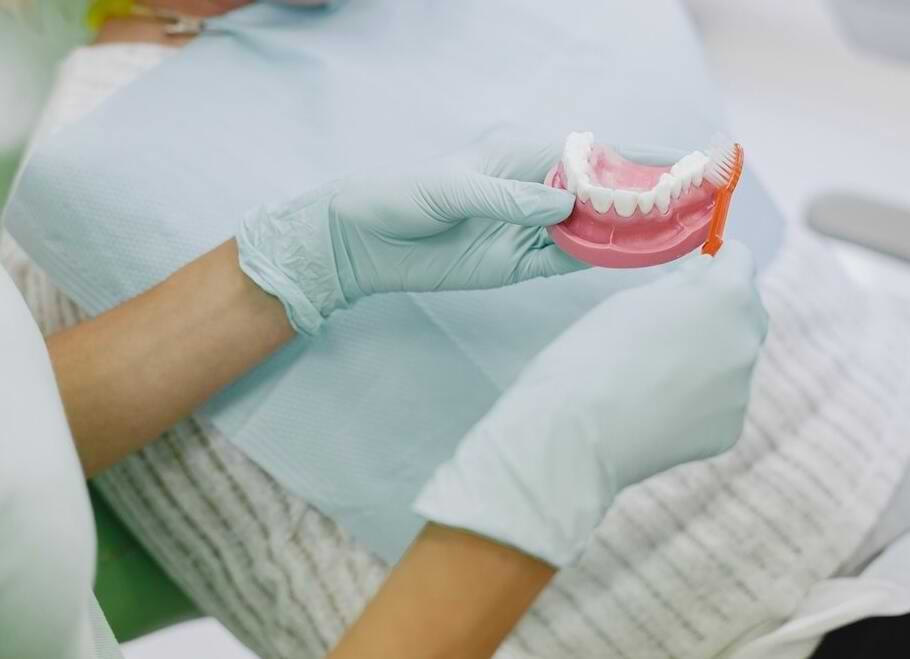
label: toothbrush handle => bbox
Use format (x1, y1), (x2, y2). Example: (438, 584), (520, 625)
(703, 144), (744, 257)
(702, 189), (733, 256)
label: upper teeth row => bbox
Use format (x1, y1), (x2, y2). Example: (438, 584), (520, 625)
(561, 131), (709, 217)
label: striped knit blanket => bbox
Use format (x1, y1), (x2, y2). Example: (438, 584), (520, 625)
(4, 222), (910, 659)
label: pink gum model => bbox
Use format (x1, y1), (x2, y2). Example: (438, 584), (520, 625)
(546, 145), (719, 268)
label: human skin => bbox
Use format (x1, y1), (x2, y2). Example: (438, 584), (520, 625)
(49, 239), (554, 657)
(49, 240), (556, 659)
(46, 8), (557, 658)
(94, 0), (254, 45)
(48, 240), (295, 476)
(328, 525), (555, 659)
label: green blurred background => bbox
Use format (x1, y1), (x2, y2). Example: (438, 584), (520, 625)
(1, 0), (89, 210)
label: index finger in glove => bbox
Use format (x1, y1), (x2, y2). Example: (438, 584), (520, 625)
(419, 171), (575, 227)
(457, 127), (565, 182)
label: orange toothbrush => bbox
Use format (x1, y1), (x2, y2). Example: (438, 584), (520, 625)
(702, 137), (744, 256)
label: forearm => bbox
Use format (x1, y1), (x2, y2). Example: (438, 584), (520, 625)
(48, 240), (295, 477)
(329, 524), (555, 659)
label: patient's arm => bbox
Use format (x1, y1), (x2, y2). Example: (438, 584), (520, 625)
(48, 240), (295, 477)
(50, 240), (552, 652)
(329, 523), (555, 659)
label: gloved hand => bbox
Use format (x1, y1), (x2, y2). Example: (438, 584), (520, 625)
(414, 241), (769, 566)
(236, 138), (580, 334)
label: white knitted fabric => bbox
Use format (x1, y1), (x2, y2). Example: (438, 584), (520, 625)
(5, 44), (910, 659)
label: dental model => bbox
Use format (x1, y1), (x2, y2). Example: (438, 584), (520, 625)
(546, 131), (743, 268)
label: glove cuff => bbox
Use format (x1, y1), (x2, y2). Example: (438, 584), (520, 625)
(413, 416), (619, 567)
(414, 463), (593, 567)
(237, 183), (350, 335)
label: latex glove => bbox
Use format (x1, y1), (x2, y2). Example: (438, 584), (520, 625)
(237, 139), (580, 334)
(414, 241), (769, 566)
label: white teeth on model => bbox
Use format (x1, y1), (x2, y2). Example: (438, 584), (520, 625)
(660, 172), (682, 200)
(680, 172), (693, 194)
(589, 186), (614, 213)
(576, 180), (592, 203)
(638, 189), (656, 214)
(670, 151), (709, 196)
(560, 132), (710, 218)
(655, 178), (672, 213)
(562, 131), (594, 197)
(613, 189), (639, 217)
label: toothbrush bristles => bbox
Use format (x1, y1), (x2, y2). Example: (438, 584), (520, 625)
(704, 134), (740, 188)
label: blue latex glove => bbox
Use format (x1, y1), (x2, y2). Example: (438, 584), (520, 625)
(414, 241), (769, 566)
(237, 139), (580, 334)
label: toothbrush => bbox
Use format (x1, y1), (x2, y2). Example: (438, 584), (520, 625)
(702, 136), (745, 256)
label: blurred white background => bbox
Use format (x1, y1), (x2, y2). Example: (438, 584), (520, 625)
(1, 1), (908, 657)
(0, 0), (85, 205)
(687, 0), (910, 302)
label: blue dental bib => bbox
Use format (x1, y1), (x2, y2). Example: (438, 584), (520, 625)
(4, 0), (783, 562)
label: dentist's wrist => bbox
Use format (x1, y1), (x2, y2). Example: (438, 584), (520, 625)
(328, 523), (554, 659)
(237, 184), (351, 335)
